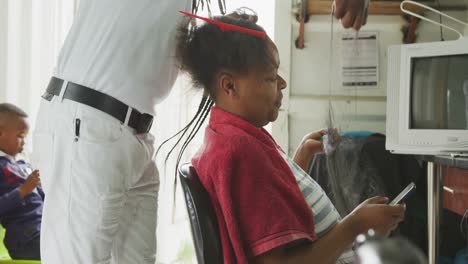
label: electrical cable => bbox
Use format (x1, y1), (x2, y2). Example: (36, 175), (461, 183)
(436, 0), (444, 41)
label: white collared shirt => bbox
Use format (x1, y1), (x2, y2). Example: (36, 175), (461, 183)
(0, 150), (16, 162)
(54, 0), (192, 115)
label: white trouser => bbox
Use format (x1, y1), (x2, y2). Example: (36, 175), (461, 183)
(33, 97), (159, 264)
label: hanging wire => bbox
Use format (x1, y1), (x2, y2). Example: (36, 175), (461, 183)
(153, 93), (209, 191)
(327, 1), (335, 130)
(436, 0), (444, 41)
(234, 7), (258, 23)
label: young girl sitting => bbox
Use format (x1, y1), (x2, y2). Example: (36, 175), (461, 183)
(173, 12), (405, 264)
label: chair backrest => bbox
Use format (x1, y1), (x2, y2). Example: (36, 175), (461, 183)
(355, 232), (427, 264)
(178, 163), (223, 264)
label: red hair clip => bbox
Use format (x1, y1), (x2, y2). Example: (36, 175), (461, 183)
(179, 11), (266, 40)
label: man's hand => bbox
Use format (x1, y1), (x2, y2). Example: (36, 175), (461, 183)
(293, 129), (327, 171)
(334, 0), (369, 30)
(19, 170), (41, 198)
(299, 130), (326, 153)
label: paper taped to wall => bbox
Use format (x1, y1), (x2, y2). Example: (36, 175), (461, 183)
(341, 31), (379, 88)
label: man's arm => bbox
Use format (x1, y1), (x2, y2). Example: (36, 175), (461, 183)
(253, 197), (406, 264)
(253, 215), (358, 264)
(335, 0), (370, 30)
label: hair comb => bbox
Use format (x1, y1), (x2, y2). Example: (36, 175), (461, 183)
(179, 11), (266, 40)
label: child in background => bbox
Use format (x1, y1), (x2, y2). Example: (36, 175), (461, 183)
(0, 103), (42, 260)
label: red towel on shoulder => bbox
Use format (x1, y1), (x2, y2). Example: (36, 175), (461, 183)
(192, 107), (316, 264)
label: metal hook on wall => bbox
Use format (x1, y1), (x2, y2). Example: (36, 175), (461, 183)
(295, 0), (310, 49)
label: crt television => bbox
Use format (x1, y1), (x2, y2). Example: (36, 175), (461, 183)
(386, 38), (468, 155)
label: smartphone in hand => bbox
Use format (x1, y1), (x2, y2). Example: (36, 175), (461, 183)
(389, 182), (416, 205)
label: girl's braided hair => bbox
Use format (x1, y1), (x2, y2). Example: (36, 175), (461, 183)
(156, 8), (272, 205)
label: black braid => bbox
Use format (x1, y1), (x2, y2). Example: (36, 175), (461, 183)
(192, 0), (226, 15)
(174, 98), (213, 172)
(172, 98), (213, 206)
(154, 95), (208, 160)
(160, 95), (210, 164)
(218, 0), (227, 15)
(156, 95), (211, 217)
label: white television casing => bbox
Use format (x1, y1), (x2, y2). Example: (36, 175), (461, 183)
(386, 38), (468, 155)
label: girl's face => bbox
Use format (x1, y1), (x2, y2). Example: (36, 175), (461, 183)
(233, 39), (287, 127)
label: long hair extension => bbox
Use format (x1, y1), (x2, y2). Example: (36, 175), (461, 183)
(155, 95), (212, 220)
(154, 94), (212, 218)
(161, 95), (211, 166)
(174, 98), (213, 172)
(172, 97), (213, 205)
(154, 94), (209, 160)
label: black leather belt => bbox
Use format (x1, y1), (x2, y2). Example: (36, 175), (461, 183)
(43, 77), (153, 134)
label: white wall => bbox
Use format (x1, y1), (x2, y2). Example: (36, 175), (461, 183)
(279, 13), (406, 154)
(0, 1), (7, 101)
(5, 1), (33, 114)
(273, 0), (468, 155)
(417, 10), (468, 42)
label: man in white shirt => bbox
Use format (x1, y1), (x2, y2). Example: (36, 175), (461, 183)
(34, 1), (191, 263)
(32, 0), (369, 263)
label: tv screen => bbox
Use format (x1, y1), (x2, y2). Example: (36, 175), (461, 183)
(410, 55), (468, 130)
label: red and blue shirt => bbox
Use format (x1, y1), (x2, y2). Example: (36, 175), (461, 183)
(0, 151), (43, 251)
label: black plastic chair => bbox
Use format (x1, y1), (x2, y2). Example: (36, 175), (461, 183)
(178, 163), (223, 264)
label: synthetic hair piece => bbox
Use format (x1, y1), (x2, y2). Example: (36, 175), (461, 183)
(192, 0), (227, 15)
(155, 94), (211, 163)
(154, 94), (213, 220)
(154, 93), (212, 169)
